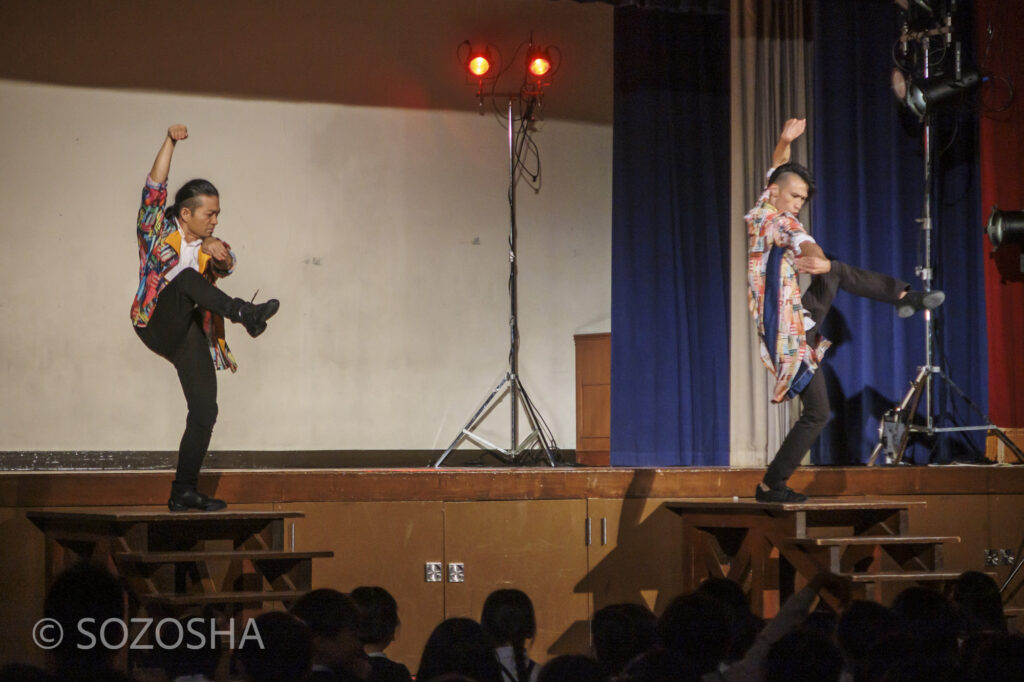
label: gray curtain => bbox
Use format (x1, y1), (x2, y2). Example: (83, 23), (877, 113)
(728, 0), (814, 467)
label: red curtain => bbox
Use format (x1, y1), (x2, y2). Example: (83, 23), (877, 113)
(978, 0), (1024, 426)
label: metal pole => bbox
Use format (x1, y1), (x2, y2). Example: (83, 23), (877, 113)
(922, 35), (934, 431)
(429, 93), (560, 467)
(507, 97), (519, 451)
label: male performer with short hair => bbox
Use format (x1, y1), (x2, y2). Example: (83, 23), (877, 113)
(132, 124), (279, 512)
(747, 118), (944, 503)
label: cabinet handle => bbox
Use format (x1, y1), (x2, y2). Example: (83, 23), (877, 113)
(447, 563), (465, 583)
(601, 517), (608, 546)
(585, 518), (592, 546)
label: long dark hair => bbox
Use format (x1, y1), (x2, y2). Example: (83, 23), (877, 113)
(169, 178), (218, 219)
(481, 589), (537, 681)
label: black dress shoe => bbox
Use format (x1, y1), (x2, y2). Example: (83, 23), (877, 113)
(168, 487), (227, 512)
(238, 299), (280, 338)
(896, 290), (945, 318)
(754, 485), (808, 503)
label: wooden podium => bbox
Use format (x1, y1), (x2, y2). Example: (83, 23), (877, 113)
(575, 333), (611, 466)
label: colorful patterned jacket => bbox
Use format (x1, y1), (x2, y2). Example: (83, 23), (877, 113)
(745, 181), (830, 403)
(131, 176), (239, 372)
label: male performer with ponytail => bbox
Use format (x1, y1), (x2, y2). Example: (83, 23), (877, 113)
(132, 124), (279, 512)
(747, 118), (944, 503)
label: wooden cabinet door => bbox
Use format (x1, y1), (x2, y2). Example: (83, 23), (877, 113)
(442, 499), (591, 661)
(583, 498), (687, 616)
(280, 501), (446, 673)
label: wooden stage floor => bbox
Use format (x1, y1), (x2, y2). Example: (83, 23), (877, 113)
(1, 464), (1023, 670)
(2, 463), (1024, 506)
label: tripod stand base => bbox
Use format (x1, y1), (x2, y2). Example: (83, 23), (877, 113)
(431, 371), (561, 468)
(868, 367), (1024, 466)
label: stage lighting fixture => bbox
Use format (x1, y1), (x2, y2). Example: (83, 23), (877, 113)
(467, 48), (492, 78)
(893, 0), (939, 13)
(905, 69), (980, 117)
(891, 68), (909, 101)
(526, 47), (552, 78)
(894, 0), (945, 29)
(986, 207), (1024, 247)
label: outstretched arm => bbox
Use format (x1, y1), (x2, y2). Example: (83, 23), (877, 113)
(772, 118), (805, 169)
(149, 124), (188, 184)
(771, 118), (831, 272)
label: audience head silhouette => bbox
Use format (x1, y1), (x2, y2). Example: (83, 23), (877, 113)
(590, 603), (656, 674)
(42, 561), (128, 679)
(418, 618), (501, 682)
(351, 585), (400, 648)
(481, 588), (537, 681)
(234, 611), (311, 682)
(656, 593), (733, 675)
(289, 588), (363, 676)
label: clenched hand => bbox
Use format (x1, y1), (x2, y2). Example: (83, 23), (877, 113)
(201, 237), (230, 263)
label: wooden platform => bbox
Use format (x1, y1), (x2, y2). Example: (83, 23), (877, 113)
(27, 509), (335, 617)
(667, 499), (964, 614)
(2, 465), (1023, 671)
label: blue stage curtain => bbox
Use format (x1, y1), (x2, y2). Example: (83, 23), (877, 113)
(811, 0), (986, 464)
(610, 7), (731, 466)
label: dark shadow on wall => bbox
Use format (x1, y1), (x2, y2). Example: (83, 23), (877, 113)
(0, 0), (613, 124)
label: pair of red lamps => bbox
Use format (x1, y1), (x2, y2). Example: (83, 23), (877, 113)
(467, 45), (552, 79)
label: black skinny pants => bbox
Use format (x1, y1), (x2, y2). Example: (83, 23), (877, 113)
(763, 260), (909, 489)
(135, 269), (239, 490)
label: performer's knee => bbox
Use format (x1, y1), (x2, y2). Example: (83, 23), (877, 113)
(800, 402), (830, 432)
(186, 401), (218, 432)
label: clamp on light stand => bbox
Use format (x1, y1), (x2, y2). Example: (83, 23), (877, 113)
(432, 38), (564, 468)
(873, 2), (1023, 465)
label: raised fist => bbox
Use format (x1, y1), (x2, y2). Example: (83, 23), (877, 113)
(167, 125), (189, 142)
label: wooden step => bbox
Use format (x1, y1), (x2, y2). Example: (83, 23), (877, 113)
(842, 571), (966, 582)
(667, 500), (925, 513)
(139, 590), (308, 606)
(28, 510), (305, 523)
(789, 536), (960, 547)
(115, 550), (333, 564)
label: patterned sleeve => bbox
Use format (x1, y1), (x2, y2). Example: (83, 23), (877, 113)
(137, 175), (168, 245)
(771, 214), (814, 253)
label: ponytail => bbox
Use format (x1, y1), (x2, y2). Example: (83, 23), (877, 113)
(512, 637), (530, 681)
(171, 178), (219, 220)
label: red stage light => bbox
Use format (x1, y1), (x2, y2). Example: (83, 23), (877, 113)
(468, 51), (491, 77)
(528, 55), (551, 77)
(526, 47), (552, 78)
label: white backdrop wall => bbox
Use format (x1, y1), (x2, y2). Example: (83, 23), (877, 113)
(0, 0), (613, 453)
(0, 80), (611, 452)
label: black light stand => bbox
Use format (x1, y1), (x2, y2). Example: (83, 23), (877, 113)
(431, 95), (561, 467)
(870, 7), (1023, 465)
